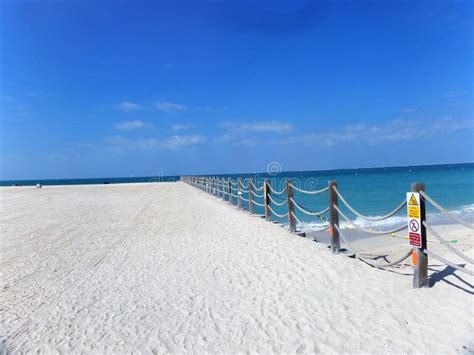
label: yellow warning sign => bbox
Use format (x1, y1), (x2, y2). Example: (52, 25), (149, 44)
(408, 194), (418, 206)
(408, 206), (420, 218)
(407, 192), (422, 248)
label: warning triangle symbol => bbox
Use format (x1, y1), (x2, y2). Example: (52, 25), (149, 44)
(409, 194), (418, 206)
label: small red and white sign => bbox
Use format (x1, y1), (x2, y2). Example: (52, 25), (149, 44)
(407, 192), (422, 248)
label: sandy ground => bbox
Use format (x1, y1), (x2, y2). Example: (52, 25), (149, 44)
(1, 182), (473, 354)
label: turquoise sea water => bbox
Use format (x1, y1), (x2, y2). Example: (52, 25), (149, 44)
(216, 163), (474, 228)
(2, 163), (473, 227)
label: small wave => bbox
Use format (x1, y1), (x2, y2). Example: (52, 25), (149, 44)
(295, 204), (474, 231)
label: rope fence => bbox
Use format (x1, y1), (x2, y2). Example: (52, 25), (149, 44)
(181, 175), (473, 289)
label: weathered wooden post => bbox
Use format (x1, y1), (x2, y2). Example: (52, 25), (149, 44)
(237, 177), (242, 209)
(221, 178), (225, 200)
(328, 181), (341, 253)
(410, 183), (429, 288)
(248, 180), (255, 214)
(287, 179), (296, 233)
(264, 178), (271, 220)
(228, 179), (233, 205)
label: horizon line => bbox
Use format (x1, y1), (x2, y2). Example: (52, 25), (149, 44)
(1, 161), (473, 182)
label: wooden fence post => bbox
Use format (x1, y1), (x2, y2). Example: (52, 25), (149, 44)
(411, 183), (429, 288)
(287, 179), (296, 233)
(237, 178), (242, 209)
(228, 179), (233, 205)
(264, 178), (271, 220)
(328, 181), (341, 253)
(249, 180), (254, 214)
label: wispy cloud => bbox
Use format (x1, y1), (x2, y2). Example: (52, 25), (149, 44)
(216, 120), (293, 146)
(100, 134), (206, 152)
(159, 135), (206, 150)
(136, 135), (206, 151)
(154, 101), (187, 112)
(118, 101), (141, 111)
(114, 120), (152, 130)
(171, 123), (193, 131)
(401, 108), (417, 113)
(222, 120), (293, 133)
(294, 118), (474, 146)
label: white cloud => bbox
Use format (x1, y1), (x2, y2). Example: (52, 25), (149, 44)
(295, 118), (474, 146)
(222, 120), (293, 133)
(216, 120), (293, 146)
(118, 101), (141, 111)
(154, 101), (187, 112)
(135, 135), (206, 151)
(102, 134), (206, 151)
(171, 123), (193, 131)
(114, 120), (152, 130)
(160, 135), (206, 150)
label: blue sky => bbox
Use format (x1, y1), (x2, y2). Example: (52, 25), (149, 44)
(1, 0), (473, 179)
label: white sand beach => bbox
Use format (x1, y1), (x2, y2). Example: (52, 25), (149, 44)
(1, 182), (473, 353)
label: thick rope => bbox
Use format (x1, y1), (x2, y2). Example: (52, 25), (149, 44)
(423, 222), (474, 264)
(424, 249), (474, 276)
(253, 200), (265, 207)
(269, 195), (287, 206)
(333, 186), (406, 222)
(335, 205), (407, 235)
(290, 184), (329, 195)
(241, 196), (249, 202)
(420, 191), (474, 229)
(268, 205), (288, 218)
(250, 181), (264, 191)
(267, 184), (287, 195)
(335, 225), (413, 268)
(291, 211), (303, 225)
(252, 192), (264, 198)
(291, 198), (329, 217)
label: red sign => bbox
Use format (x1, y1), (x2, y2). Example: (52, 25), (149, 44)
(409, 232), (421, 248)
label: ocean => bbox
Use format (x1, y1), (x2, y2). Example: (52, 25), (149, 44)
(215, 163), (474, 229)
(0, 175), (180, 186)
(2, 163), (473, 228)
